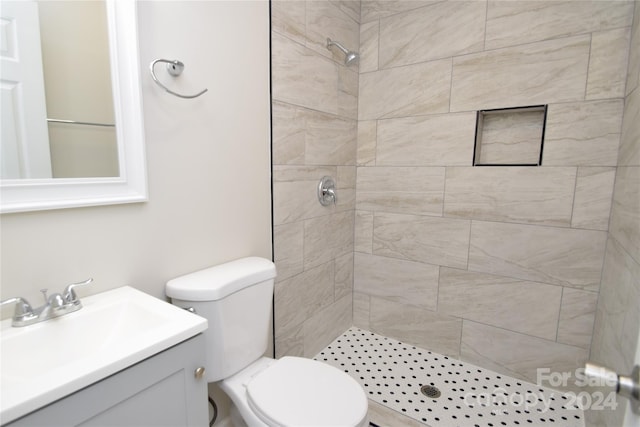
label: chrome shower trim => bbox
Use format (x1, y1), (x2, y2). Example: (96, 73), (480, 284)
(326, 38), (359, 66)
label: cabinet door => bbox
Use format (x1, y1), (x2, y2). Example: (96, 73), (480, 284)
(9, 335), (208, 427)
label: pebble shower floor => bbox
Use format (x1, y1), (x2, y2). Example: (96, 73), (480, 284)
(315, 328), (585, 427)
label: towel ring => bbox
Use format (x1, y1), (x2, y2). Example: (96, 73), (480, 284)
(149, 59), (208, 99)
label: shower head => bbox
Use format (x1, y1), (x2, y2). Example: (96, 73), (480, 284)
(327, 38), (359, 66)
(344, 51), (359, 66)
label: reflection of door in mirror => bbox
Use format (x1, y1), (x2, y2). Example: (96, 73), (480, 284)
(1, 1), (52, 179)
(1, 1), (119, 180)
(39, 0), (118, 178)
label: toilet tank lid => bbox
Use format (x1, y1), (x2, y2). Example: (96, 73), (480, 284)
(166, 257), (276, 301)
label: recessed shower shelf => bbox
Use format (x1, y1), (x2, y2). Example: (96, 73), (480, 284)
(473, 105), (548, 166)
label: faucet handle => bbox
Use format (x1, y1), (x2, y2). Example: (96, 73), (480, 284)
(1, 297), (35, 321)
(318, 176), (337, 206)
(63, 278), (93, 305)
(48, 293), (66, 309)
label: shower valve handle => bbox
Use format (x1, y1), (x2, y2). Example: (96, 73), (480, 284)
(318, 176), (337, 206)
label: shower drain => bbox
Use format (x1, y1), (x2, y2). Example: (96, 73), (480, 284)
(315, 327), (585, 427)
(420, 385), (441, 399)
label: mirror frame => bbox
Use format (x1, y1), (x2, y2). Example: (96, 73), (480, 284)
(0, 0), (147, 214)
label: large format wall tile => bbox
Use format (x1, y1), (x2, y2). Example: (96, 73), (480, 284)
(544, 100), (623, 167)
(444, 167), (576, 227)
(337, 165), (357, 210)
(303, 294), (353, 357)
(359, 20), (379, 73)
(304, 210), (354, 269)
(360, 0), (438, 23)
(450, 36), (590, 112)
(591, 67), (640, 421)
(331, 0), (361, 24)
(586, 28), (631, 100)
(273, 165), (337, 225)
(369, 297), (463, 357)
(305, 110), (357, 165)
(272, 32), (339, 115)
(354, 253), (439, 311)
(626, 3), (640, 96)
(275, 323), (304, 359)
(359, 59), (451, 120)
(358, 166), (443, 192)
(438, 268), (562, 341)
(357, 120), (376, 166)
(610, 166), (640, 258)
(335, 252), (354, 300)
(461, 321), (589, 387)
(358, 195), (439, 217)
(306, 1), (360, 64)
(571, 167), (616, 231)
(354, 210), (373, 253)
(357, 166), (445, 215)
(353, 292), (371, 330)
(338, 66), (359, 120)
(272, 101), (306, 165)
(485, 0), (633, 50)
(594, 236), (640, 372)
(468, 221), (607, 290)
(273, 103), (357, 166)
(273, 166), (354, 218)
(376, 113), (476, 166)
(273, 221), (304, 281)
(378, 1), (485, 69)
(373, 212), (471, 269)
(272, 2), (359, 359)
(557, 288), (598, 350)
(620, 87), (640, 166)
(274, 262), (335, 337)
(271, 0), (306, 45)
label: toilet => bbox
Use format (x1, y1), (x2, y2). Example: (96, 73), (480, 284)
(165, 257), (369, 427)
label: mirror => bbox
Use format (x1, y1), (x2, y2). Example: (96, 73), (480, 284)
(0, 0), (147, 213)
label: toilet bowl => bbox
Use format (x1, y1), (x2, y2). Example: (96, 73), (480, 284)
(166, 257), (368, 427)
(221, 357), (368, 427)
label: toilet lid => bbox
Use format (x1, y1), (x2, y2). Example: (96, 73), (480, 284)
(246, 356), (368, 427)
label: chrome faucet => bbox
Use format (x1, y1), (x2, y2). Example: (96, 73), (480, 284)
(317, 176), (337, 206)
(1, 278), (93, 327)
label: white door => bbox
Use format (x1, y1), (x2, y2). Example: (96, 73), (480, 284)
(1, 0), (51, 179)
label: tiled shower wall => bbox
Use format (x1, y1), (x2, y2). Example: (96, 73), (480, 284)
(588, 3), (640, 426)
(271, 1), (360, 358)
(271, 0), (638, 398)
(353, 0), (635, 386)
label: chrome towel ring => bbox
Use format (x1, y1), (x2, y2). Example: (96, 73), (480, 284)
(149, 58), (208, 99)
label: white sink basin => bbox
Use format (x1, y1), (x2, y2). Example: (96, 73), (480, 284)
(0, 286), (207, 424)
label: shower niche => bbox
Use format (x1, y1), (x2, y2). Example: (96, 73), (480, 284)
(473, 105), (547, 166)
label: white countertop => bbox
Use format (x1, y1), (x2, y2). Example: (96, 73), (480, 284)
(0, 286), (207, 424)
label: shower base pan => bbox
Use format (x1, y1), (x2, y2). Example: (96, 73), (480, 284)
(315, 327), (585, 427)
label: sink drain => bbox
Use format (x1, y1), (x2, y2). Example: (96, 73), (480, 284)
(420, 385), (441, 399)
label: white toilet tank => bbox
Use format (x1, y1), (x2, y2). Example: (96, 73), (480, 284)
(166, 257), (276, 382)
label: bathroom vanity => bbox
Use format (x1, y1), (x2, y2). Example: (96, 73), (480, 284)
(0, 286), (208, 426)
(6, 335), (207, 426)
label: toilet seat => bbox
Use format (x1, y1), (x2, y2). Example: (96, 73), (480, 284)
(246, 356), (368, 427)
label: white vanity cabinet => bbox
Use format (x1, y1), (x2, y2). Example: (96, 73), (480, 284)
(7, 334), (208, 427)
